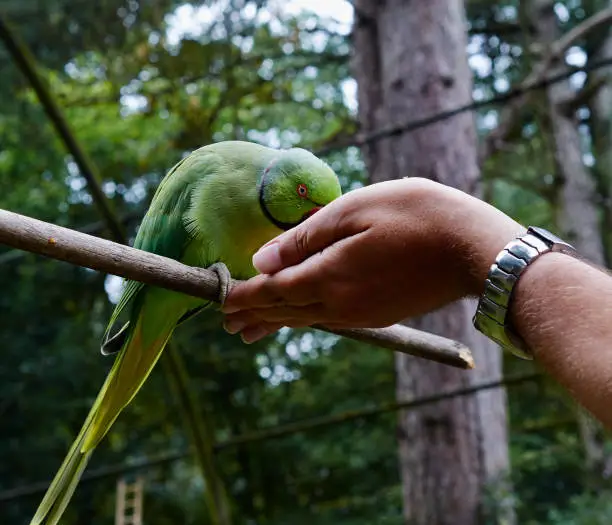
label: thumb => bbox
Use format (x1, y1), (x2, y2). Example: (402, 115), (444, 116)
(252, 205), (345, 274)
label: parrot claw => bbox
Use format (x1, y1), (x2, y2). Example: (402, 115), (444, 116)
(208, 262), (233, 305)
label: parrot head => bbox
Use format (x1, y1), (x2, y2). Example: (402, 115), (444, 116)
(258, 147), (342, 231)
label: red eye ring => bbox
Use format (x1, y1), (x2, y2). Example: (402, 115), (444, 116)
(297, 183), (308, 198)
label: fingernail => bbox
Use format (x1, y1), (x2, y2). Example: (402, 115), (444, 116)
(253, 242), (281, 274)
(223, 319), (246, 334)
(221, 304), (239, 314)
(240, 326), (269, 344)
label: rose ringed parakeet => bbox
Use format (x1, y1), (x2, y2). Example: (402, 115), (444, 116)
(30, 140), (342, 525)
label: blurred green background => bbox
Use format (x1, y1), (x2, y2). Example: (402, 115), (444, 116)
(1, 1), (611, 524)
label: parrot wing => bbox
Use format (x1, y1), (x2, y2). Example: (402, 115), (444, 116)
(86, 150), (228, 447)
(30, 150), (222, 525)
(101, 152), (213, 354)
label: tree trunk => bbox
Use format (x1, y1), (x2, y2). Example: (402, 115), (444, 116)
(352, 1), (513, 524)
(589, 11), (612, 479)
(589, 0), (612, 266)
(528, 0), (610, 484)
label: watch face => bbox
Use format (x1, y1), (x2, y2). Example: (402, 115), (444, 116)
(528, 226), (575, 251)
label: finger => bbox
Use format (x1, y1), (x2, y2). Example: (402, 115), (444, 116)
(223, 256), (332, 313)
(223, 272), (317, 313)
(223, 233), (366, 314)
(239, 319), (315, 344)
(223, 273), (286, 313)
(224, 303), (326, 332)
(252, 196), (364, 274)
(239, 322), (285, 344)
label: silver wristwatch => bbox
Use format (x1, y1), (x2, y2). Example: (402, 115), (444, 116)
(473, 226), (578, 359)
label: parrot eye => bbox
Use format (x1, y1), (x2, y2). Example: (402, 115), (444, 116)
(297, 183), (308, 198)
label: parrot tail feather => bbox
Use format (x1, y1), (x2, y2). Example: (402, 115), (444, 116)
(30, 354), (121, 525)
(83, 318), (175, 452)
(31, 292), (186, 525)
(29, 420), (94, 525)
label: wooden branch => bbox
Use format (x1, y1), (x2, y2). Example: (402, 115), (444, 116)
(479, 5), (612, 164)
(0, 372), (539, 502)
(0, 14), (472, 369)
(0, 210), (142, 266)
(558, 76), (608, 116)
(0, 208), (475, 369)
(468, 20), (523, 37)
(319, 325), (474, 368)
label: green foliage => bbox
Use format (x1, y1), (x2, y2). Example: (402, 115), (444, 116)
(543, 490), (612, 525)
(0, 1), (611, 524)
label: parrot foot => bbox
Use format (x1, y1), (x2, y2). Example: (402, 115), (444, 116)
(208, 262), (233, 305)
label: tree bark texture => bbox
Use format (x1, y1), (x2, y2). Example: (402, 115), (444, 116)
(352, 1), (513, 524)
(589, 0), (612, 266)
(529, 0), (610, 483)
(530, 0), (605, 264)
(588, 5), (612, 478)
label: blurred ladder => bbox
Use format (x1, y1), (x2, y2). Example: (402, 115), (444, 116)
(115, 476), (144, 525)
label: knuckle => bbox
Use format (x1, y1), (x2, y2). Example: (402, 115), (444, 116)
(258, 278), (286, 306)
(266, 291), (287, 307)
(402, 177), (440, 204)
(277, 225), (310, 265)
(293, 226), (310, 260)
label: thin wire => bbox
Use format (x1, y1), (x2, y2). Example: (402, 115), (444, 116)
(314, 56), (612, 156)
(0, 372), (541, 503)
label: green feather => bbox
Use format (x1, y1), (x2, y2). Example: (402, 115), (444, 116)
(102, 152), (207, 348)
(30, 141), (342, 525)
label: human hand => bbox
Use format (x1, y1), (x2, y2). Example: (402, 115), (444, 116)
(222, 177), (524, 343)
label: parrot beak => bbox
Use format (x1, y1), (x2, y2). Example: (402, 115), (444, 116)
(301, 206), (322, 222)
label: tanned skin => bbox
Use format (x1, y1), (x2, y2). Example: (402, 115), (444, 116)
(222, 177), (612, 429)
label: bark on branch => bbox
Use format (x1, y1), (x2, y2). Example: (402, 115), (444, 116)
(479, 6), (612, 164)
(558, 76), (608, 116)
(0, 208), (475, 369)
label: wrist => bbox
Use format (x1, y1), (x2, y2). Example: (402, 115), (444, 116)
(438, 189), (525, 298)
(473, 227), (579, 359)
(391, 178), (524, 301)
(466, 220), (526, 296)
(508, 251), (575, 346)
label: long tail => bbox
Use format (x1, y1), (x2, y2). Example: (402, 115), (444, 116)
(30, 296), (183, 525)
(28, 369), (112, 525)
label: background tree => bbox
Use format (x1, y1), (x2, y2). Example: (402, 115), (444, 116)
(352, 1), (512, 524)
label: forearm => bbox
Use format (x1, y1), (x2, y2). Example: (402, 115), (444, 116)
(221, 177), (612, 426)
(509, 252), (612, 427)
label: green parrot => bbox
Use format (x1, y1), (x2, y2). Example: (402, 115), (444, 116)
(30, 140), (342, 525)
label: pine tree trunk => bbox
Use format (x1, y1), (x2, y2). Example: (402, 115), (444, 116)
(528, 0), (611, 484)
(352, 1), (513, 524)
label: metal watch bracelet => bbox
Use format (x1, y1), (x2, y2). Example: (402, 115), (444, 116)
(473, 226), (577, 360)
